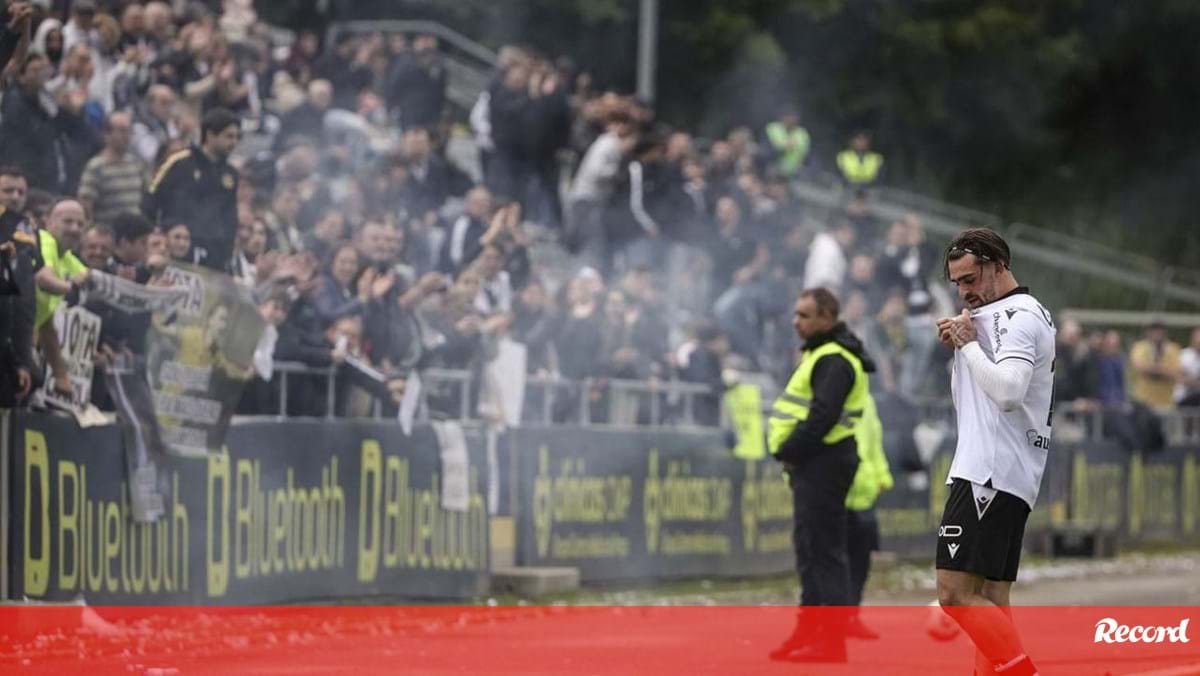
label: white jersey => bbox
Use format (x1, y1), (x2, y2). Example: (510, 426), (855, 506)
(947, 289), (1056, 508)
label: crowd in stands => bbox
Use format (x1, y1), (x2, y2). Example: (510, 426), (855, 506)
(0, 1), (1197, 446)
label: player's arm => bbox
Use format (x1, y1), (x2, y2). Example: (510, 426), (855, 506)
(774, 354), (854, 463)
(947, 309), (1037, 412)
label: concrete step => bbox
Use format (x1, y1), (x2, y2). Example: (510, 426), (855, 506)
(490, 566), (580, 597)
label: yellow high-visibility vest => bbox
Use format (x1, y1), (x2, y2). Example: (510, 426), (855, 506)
(836, 150), (883, 184)
(846, 393), (894, 510)
(768, 341), (869, 454)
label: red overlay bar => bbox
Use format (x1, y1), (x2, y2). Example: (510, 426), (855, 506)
(1, 605), (1196, 674)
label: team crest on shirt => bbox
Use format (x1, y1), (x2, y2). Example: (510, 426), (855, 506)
(222, 173), (234, 189)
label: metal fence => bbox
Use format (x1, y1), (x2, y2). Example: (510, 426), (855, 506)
(269, 361), (718, 428)
(267, 361), (1200, 444)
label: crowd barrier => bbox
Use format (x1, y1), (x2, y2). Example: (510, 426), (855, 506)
(4, 411), (1198, 601)
(4, 411), (490, 604)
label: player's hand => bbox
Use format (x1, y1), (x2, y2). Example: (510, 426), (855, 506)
(948, 308), (977, 348)
(936, 317), (955, 347)
(16, 368), (31, 398)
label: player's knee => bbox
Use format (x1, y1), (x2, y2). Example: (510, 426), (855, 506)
(937, 584), (970, 608)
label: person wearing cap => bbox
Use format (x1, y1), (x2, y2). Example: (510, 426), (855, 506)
(1129, 319), (1182, 411)
(144, 108), (241, 271)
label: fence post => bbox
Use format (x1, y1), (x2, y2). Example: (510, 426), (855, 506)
(279, 370), (289, 420)
(580, 379), (592, 427)
(325, 368), (337, 419)
(460, 375), (472, 421)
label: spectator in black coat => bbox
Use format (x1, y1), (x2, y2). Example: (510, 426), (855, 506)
(400, 127), (450, 217)
(275, 79), (332, 150)
(438, 186), (492, 277)
(0, 54), (92, 195)
(676, 322), (729, 426)
(385, 34), (445, 129)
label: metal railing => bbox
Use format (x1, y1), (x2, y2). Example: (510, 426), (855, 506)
(269, 362), (719, 428)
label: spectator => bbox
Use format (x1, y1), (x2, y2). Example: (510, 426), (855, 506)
(312, 242), (366, 325)
(385, 33), (445, 129)
(675, 322), (729, 426)
(303, 205), (345, 265)
(131, 84), (179, 166)
(399, 127), (451, 216)
(471, 244), (514, 316)
(0, 167), (37, 408)
(118, 3), (149, 53)
(81, 224), (113, 268)
(230, 218), (268, 288)
(555, 275), (604, 382)
(144, 107), (240, 271)
(314, 31), (373, 111)
(1129, 321), (1182, 411)
(276, 78), (332, 150)
(78, 111), (146, 229)
(1096, 330), (1126, 408)
(836, 130), (883, 187)
(1, 53), (91, 195)
(845, 253), (884, 311)
(34, 198), (90, 397)
(803, 220), (855, 294)
(30, 16), (62, 71)
(565, 107), (636, 266)
(149, 226), (169, 258)
(164, 222), (191, 262)
(261, 186), (304, 254)
(764, 110), (811, 178)
(1177, 327), (1200, 407)
(512, 278), (558, 376)
(61, 0), (99, 52)
(1055, 318), (1100, 406)
(86, 213), (153, 409)
(438, 186), (492, 277)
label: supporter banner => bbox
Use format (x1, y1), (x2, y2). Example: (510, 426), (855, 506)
(85, 269), (190, 314)
(146, 264), (266, 456)
(7, 412), (489, 604)
(511, 427), (794, 581)
(38, 305), (101, 413)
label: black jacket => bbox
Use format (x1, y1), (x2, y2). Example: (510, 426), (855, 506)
(774, 322), (876, 464)
(0, 85), (93, 194)
(144, 145), (239, 271)
(0, 210), (40, 396)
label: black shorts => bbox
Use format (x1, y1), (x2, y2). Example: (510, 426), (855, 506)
(935, 479), (1031, 582)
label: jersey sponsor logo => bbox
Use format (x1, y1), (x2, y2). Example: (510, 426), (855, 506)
(991, 312), (1008, 349)
(1094, 617), (1190, 644)
(1025, 429), (1051, 450)
(947, 543), (960, 559)
(938, 525), (962, 538)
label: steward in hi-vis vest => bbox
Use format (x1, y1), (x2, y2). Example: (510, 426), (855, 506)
(768, 288), (876, 665)
(836, 131), (883, 186)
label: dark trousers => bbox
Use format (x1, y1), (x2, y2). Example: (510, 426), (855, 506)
(846, 507), (880, 606)
(789, 447), (859, 606)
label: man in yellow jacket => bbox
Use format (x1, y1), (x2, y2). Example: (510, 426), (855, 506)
(767, 287), (875, 663)
(845, 391), (893, 639)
